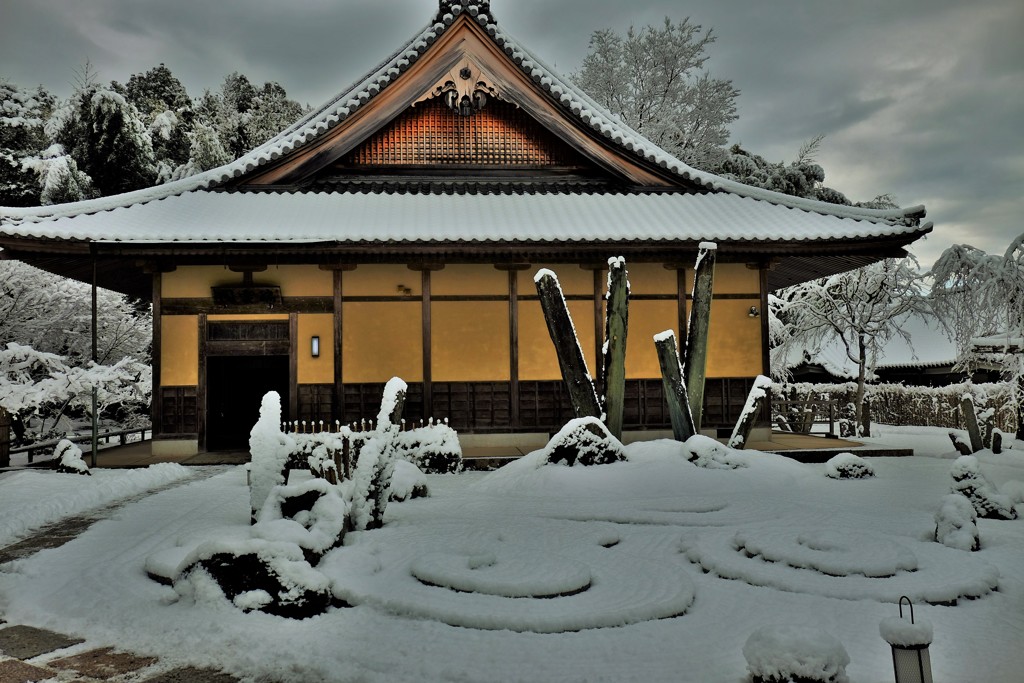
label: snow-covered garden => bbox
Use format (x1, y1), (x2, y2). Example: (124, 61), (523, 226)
(0, 423), (1021, 682)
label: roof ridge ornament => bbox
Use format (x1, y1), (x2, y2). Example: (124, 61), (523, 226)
(436, 2), (493, 22)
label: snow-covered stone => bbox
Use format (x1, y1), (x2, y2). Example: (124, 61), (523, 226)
(542, 417), (626, 466)
(254, 478), (348, 562)
(824, 452), (875, 479)
(950, 455), (1017, 519)
(54, 438), (90, 475)
(743, 624), (849, 683)
(389, 459), (429, 502)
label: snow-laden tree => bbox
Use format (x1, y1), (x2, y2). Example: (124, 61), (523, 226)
(55, 85), (156, 196)
(118, 64), (195, 178)
(931, 233), (1024, 438)
(0, 80), (54, 206)
(0, 260), (150, 366)
(169, 120), (233, 181)
(773, 258), (930, 435)
(574, 17), (739, 170)
(20, 144), (96, 205)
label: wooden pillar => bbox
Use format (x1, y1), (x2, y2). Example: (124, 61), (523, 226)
(289, 312), (299, 423)
(508, 269), (520, 428)
(760, 265), (771, 378)
(333, 269), (344, 424)
(421, 269), (432, 419)
(151, 272), (163, 439)
(592, 268), (604, 393)
(197, 313), (207, 451)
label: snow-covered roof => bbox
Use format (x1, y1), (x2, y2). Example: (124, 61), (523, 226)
(0, 2), (928, 248)
(0, 190), (930, 245)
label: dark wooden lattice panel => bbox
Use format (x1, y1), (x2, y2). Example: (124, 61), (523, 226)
(160, 386), (197, 435)
(344, 98), (585, 167)
(297, 384), (334, 426)
(432, 382), (512, 432)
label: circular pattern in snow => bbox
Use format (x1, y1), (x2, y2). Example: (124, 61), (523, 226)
(411, 551), (591, 598)
(735, 529), (917, 577)
(685, 526), (999, 605)
(327, 525), (695, 633)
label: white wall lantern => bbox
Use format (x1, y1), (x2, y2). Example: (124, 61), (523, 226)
(311, 335), (320, 358)
(880, 597), (933, 683)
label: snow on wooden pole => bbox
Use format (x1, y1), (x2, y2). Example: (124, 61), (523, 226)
(728, 375), (773, 449)
(654, 330), (695, 441)
(684, 242), (716, 431)
(603, 257), (629, 439)
(91, 256), (98, 469)
(960, 394), (983, 453)
(534, 269), (602, 419)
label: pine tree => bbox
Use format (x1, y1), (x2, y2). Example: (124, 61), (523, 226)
(0, 81), (54, 206)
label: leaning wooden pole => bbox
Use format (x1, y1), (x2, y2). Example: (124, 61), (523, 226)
(654, 330), (695, 441)
(684, 242), (717, 432)
(603, 257), (629, 439)
(727, 375), (773, 449)
(535, 269), (602, 419)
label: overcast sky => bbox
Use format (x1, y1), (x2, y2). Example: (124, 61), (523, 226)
(2, 0), (1022, 267)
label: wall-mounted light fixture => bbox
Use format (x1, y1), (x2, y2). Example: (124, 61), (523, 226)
(311, 335), (320, 358)
(748, 306), (761, 318)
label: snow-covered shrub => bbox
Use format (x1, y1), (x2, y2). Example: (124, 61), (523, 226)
(542, 417), (626, 466)
(348, 377), (407, 531)
(743, 624), (849, 683)
(390, 459), (429, 502)
(53, 438), (90, 475)
(950, 455), (1017, 520)
(684, 434), (745, 469)
(254, 479), (348, 563)
(824, 452), (874, 479)
(395, 422), (463, 473)
(249, 391), (295, 522)
(175, 539), (332, 619)
(934, 493), (980, 551)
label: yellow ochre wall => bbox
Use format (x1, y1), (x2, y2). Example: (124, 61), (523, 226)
(157, 262), (763, 387)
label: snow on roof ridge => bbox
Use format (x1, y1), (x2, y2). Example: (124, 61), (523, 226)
(1, 3), (925, 231)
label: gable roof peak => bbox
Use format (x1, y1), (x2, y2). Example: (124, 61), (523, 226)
(436, 2), (493, 23)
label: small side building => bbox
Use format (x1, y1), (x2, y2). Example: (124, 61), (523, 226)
(0, 1), (930, 455)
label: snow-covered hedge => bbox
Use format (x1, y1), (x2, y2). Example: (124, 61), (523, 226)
(743, 624), (849, 683)
(773, 381), (1018, 435)
(824, 453), (874, 480)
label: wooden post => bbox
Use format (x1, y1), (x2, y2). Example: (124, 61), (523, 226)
(603, 258), (629, 439)
(728, 375), (772, 449)
(961, 394), (983, 453)
(91, 256), (98, 468)
(0, 408), (10, 468)
(684, 242), (716, 431)
(534, 269), (601, 419)
(654, 330), (695, 441)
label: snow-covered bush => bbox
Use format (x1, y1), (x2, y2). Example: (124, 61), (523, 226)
(950, 455), (1017, 520)
(249, 391), (295, 522)
(542, 417), (626, 466)
(349, 378), (407, 530)
(175, 539), (332, 619)
(395, 422), (463, 473)
(684, 434), (745, 469)
(934, 493), (980, 551)
(254, 479), (348, 563)
(743, 624), (849, 683)
(824, 453), (874, 480)
(390, 459), (429, 502)
(53, 438), (90, 475)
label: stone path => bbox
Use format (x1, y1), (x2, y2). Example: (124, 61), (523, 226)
(0, 470), (242, 683)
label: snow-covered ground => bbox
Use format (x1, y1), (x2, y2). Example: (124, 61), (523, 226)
(0, 426), (1021, 682)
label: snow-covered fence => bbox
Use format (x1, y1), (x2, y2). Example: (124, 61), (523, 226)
(7, 425), (152, 465)
(773, 382), (1018, 434)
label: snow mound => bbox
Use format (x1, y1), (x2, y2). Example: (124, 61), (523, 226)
(879, 616), (933, 647)
(934, 493), (980, 551)
(685, 525), (999, 604)
(254, 478), (348, 562)
(389, 459), (429, 502)
(685, 434), (747, 469)
(824, 452), (874, 479)
(743, 624), (849, 683)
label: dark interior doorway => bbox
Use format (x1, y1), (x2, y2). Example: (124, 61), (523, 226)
(206, 355), (289, 451)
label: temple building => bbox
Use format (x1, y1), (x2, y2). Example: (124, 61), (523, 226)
(0, 1), (930, 455)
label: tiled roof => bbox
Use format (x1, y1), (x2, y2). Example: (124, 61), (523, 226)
(0, 1), (927, 243)
(0, 191), (931, 245)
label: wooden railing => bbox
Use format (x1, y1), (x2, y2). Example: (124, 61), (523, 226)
(772, 399), (840, 438)
(7, 426), (152, 465)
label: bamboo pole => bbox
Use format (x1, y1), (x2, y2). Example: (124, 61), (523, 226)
(684, 242), (717, 431)
(534, 269), (602, 419)
(603, 257), (629, 438)
(654, 330), (695, 441)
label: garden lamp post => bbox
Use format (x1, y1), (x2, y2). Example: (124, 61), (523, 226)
(880, 596), (933, 683)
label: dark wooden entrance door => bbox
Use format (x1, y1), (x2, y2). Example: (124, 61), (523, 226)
(206, 355), (289, 451)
